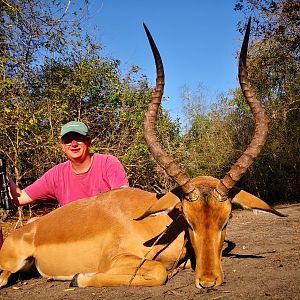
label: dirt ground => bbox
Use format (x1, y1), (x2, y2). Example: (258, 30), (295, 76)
(0, 204), (299, 300)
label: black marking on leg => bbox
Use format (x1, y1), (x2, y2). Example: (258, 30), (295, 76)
(70, 273), (79, 287)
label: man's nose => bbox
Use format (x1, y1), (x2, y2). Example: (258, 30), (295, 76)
(70, 140), (79, 146)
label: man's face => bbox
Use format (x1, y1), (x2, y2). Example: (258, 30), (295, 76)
(61, 132), (91, 161)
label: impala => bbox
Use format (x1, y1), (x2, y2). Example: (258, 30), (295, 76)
(0, 19), (284, 289)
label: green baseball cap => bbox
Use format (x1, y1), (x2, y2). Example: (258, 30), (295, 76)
(60, 121), (89, 137)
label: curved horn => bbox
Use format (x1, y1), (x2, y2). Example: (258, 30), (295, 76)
(143, 23), (199, 201)
(214, 18), (269, 201)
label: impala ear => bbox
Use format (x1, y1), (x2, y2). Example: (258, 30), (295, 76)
(230, 187), (286, 217)
(134, 192), (181, 221)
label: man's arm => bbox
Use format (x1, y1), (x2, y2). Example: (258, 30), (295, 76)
(8, 176), (33, 206)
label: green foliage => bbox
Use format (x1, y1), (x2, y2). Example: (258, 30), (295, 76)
(0, 0), (298, 220)
(0, 0), (182, 198)
(181, 0), (299, 203)
(233, 0), (300, 202)
(182, 93), (242, 179)
(1, 0), (89, 182)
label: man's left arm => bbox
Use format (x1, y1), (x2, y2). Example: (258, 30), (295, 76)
(106, 156), (129, 189)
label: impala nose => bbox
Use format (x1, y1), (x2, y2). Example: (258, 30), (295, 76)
(196, 278), (217, 289)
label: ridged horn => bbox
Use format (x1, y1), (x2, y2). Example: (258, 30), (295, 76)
(143, 23), (199, 201)
(214, 17), (269, 201)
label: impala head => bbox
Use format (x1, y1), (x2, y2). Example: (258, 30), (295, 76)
(180, 176), (232, 288)
(142, 19), (277, 288)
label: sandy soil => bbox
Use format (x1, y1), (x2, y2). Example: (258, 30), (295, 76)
(0, 204), (299, 300)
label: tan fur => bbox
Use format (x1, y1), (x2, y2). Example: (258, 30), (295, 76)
(0, 176), (284, 289)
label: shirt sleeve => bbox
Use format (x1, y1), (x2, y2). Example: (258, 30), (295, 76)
(24, 168), (57, 201)
(105, 155), (129, 189)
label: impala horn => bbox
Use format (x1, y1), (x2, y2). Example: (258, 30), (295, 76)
(214, 17), (269, 201)
(143, 23), (199, 202)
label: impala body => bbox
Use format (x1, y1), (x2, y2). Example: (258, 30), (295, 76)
(0, 19), (284, 289)
(0, 177), (283, 288)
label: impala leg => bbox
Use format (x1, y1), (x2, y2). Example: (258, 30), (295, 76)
(71, 255), (168, 287)
(0, 229), (35, 288)
(0, 270), (12, 288)
(0, 252), (35, 288)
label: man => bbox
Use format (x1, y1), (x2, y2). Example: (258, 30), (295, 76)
(9, 121), (129, 207)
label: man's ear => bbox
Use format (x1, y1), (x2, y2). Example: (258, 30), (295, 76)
(230, 187), (286, 217)
(60, 139), (66, 152)
(134, 192), (181, 221)
(85, 137), (92, 147)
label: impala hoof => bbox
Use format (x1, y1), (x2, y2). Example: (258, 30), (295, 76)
(70, 274), (79, 287)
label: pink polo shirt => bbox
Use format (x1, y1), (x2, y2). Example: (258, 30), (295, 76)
(24, 154), (129, 205)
